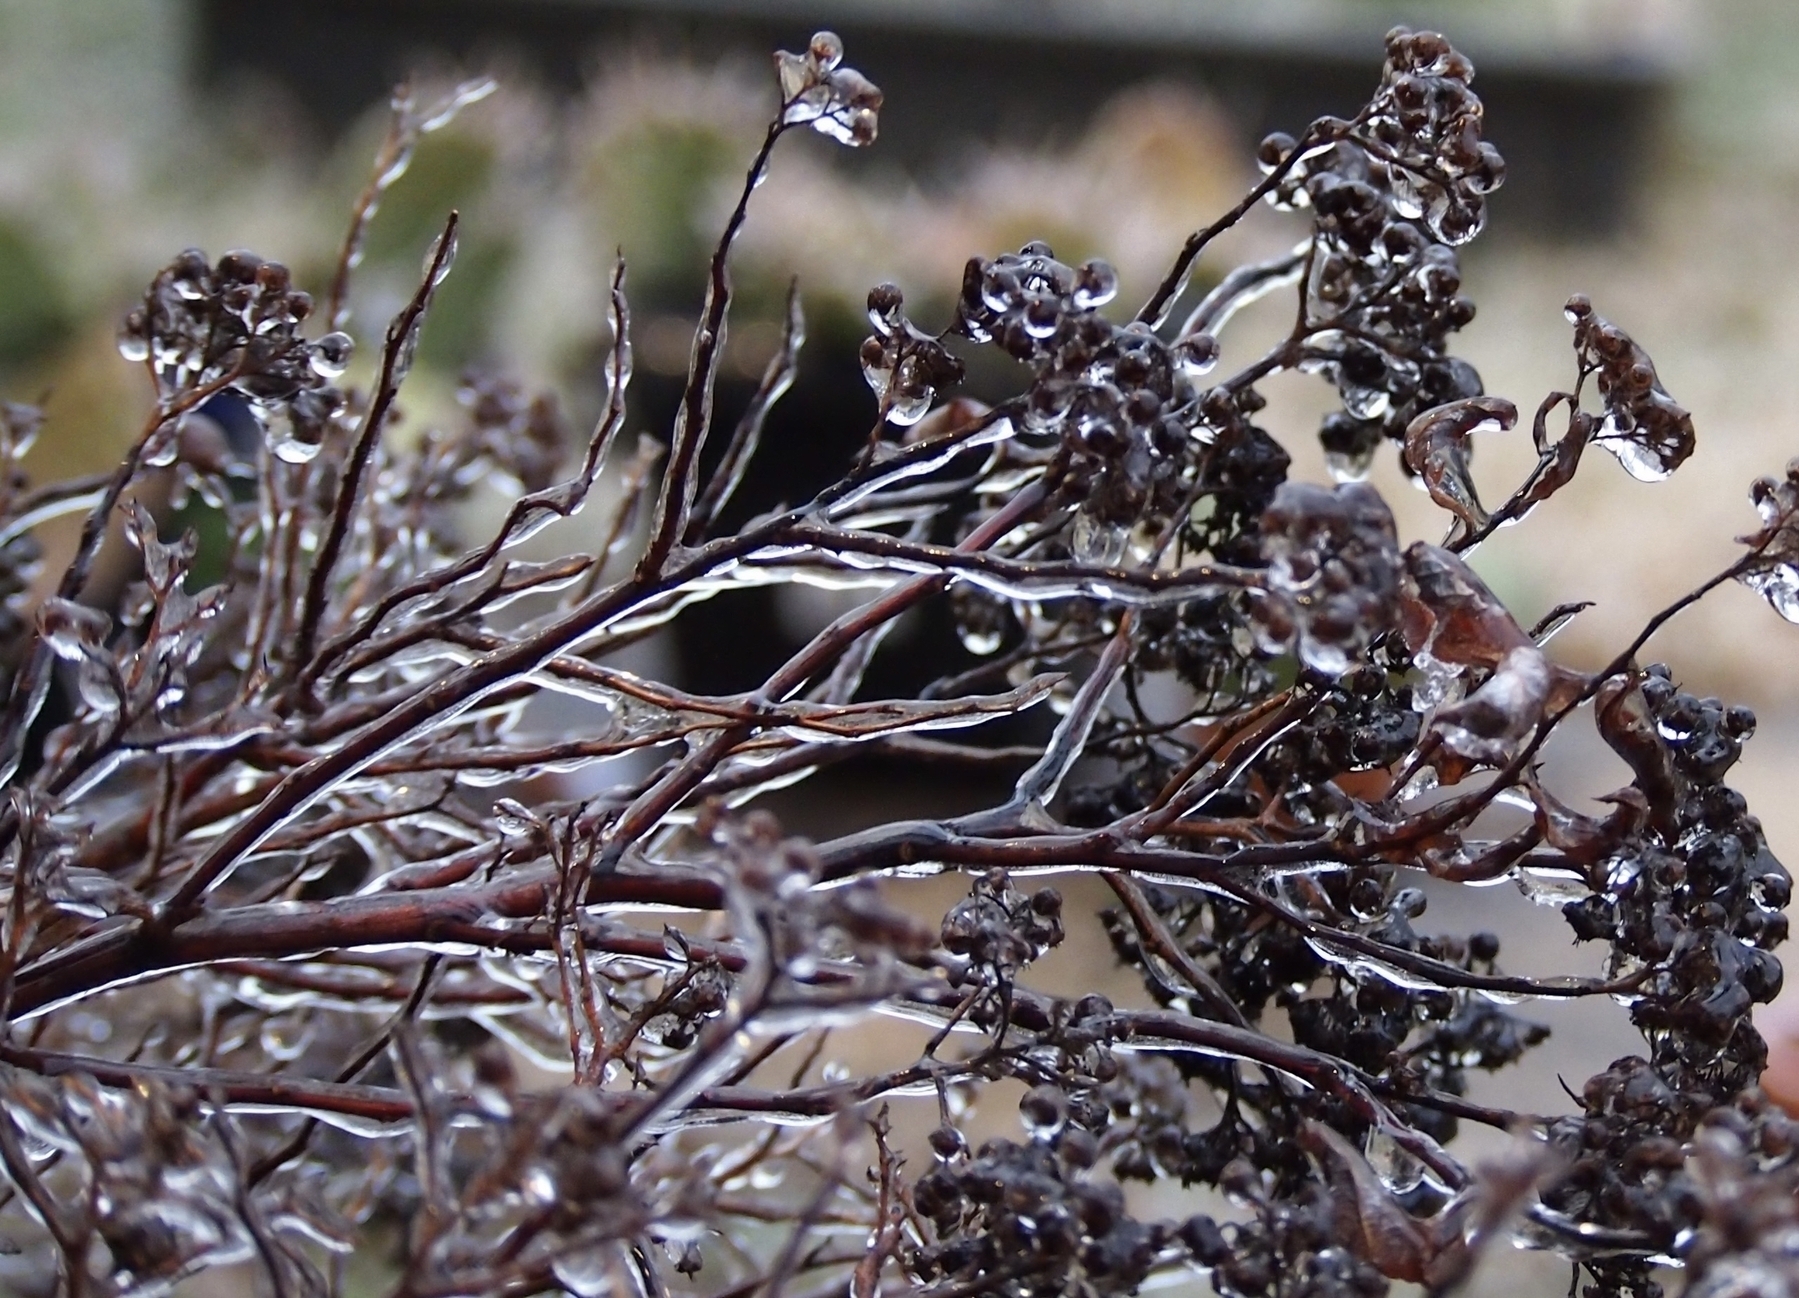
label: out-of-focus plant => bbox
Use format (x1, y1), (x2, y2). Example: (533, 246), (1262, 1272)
(0, 25), (1793, 1298)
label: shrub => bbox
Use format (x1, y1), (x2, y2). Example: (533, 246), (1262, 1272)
(0, 25), (1794, 1298)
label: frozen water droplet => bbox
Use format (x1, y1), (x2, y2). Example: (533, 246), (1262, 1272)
(310, 331), (353, 379)
(1073, 260), (1118, 310)
(1425, 190), (1485, 245)
(270, 428), (322, 464)
(1019, 1084), (1067, 1141)
(1364, 1128), (1424, 1195)
(1325, 444), (1377, 483)
(1341, 385), (1391, 421)
(117, 332), (149, 364)
(39, 599), (110, 661)
(1389, 169), (1426, 220)
(142, 421), (182, 469)
(493, 798), (538, 837)
(1176, 333), (1220, 378)
(859, 340), (894, 402)
(1744, 564), (1799, 623)
(1602, 430), (1676, 483)
(884, 385), (933, 427)
(1296, 635), (1351, 677)
(1070, 511), (1127, 567)
(981, 273), (1018, 315)
(552, 1247), (616, 1297)
(1021, 298), (1060, 340)
(808, 30), (844, 69)
(958, 623), (1002, 655)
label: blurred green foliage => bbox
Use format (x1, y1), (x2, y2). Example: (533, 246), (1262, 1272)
(588, 121), (741, 303)
(359, 132), (515, 372)
(0, 217), (69, 366)
(362, 135), (495, 265)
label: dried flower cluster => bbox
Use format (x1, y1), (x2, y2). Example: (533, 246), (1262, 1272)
(0, 25), (1793, 1298)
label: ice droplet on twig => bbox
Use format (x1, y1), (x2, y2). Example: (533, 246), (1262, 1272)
(957, 623), (1002, 655)
(309, 331), (354, 379)
(1364, 1127), (1426, 1196)
(1736, 458), (1799, 622)
(1744, 564), (1799, 623)
(268, 416), (323, 465)
(1070, 510), (1128, 567)
(1325, 443), (1377, 483)
(551, 1247), (619, 1298)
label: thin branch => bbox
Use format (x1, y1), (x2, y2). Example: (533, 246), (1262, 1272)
(688, 277), (805, 541)
(292, 210), (459, 678)
(638, 120), (787, 577)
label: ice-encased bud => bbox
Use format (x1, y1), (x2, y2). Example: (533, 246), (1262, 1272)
(1251, 481), (1403, 676)
(775, 31), (882, 147)
(858, 281), (964, 426)
(1739, 458), (1799, 622)
(118, 314), (151, 363)
(39, 598), (110, 663)
(1567, 296), (1694, 481)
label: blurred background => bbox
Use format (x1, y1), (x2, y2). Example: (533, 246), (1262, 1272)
(6, 0), (1799, 1289)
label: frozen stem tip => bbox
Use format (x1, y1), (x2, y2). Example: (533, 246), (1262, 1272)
(776, 30), (883, 146)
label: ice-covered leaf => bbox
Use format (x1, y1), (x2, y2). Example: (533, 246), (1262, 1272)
(1402, 395), (1515, 540)
(1401, 543), (1586, 773)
